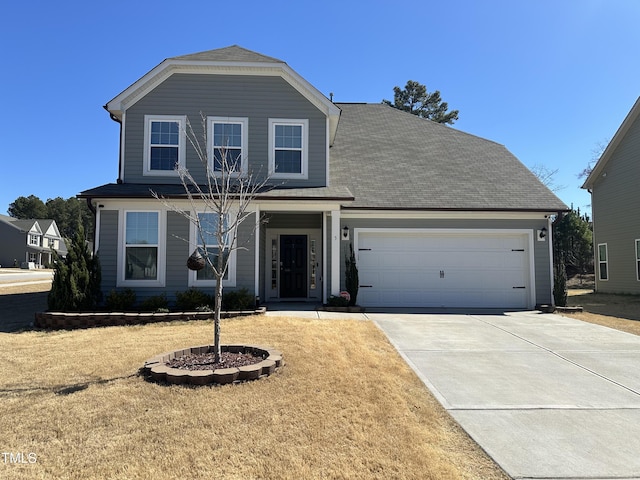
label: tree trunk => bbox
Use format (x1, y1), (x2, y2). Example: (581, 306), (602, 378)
(213, 275), (223, 363)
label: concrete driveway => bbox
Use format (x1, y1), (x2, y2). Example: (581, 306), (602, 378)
(371, 311), (640, 480)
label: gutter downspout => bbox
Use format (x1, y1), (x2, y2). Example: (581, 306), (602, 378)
(85, 197), (98, 255)
(103, 105), (123, 184)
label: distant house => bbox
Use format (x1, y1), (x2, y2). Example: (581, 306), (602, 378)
(582, 97), (640, 294)
(0, 214), (68, 268)
(79, 45), (567, 309)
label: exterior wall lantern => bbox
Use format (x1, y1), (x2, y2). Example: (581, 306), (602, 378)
(342, 226), (350, 241)
(538, 227), (548, 241)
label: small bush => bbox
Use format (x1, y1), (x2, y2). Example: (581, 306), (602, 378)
(139, 294), (169, 312)
(105, 289), (137, 312)
(175, 288), (213, 311)
(223, 288), (255, 311)
(327, 295), (349, 307)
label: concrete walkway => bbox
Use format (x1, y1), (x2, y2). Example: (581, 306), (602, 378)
(370, 311), (640, 480)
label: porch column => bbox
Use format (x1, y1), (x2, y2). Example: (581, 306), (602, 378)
(254, 207), (260, 303)
(330, 210), (340, 297)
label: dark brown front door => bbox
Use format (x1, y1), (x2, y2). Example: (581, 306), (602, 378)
(280, 235), (307, 298)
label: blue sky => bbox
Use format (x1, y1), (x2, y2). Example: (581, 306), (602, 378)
(2, 0), (638, 218)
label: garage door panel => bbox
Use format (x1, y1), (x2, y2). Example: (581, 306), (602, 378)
(356, 231), (531, 308)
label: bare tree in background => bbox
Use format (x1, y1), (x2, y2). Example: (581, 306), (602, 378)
(530, 164), (565, 193)
(578, 139), (609, 180)
(153, 113), (272, 362)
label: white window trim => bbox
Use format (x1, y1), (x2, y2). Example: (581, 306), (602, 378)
(598, 243), (609, 281)
(143, 115), (186, 176)
(268, 118), (309, 179)
(188, 211), (237, 287)
(207, 116), (248, 176)
(28, 234), (40, 246)
(635, 239), (640, 281)
(117, 210), (166, 287)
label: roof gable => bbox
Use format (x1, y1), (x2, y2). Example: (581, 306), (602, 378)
(170, 45), (285, 63)
(330, 103), (567, 212)
(106, 45), (341, 144)
(582, 96), (640, 190)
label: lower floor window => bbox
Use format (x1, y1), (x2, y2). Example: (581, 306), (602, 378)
(598, 243), (608, 281)
(124, 212), (159, 281)
(635, 239), (640, 281)
(190, 212), (234, 286)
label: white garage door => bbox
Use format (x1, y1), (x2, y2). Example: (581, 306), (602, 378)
(356, 230), (532, 309)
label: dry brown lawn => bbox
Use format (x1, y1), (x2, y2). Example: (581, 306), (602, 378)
(565, 289), (640, 336)
(0, 314), (507, 479)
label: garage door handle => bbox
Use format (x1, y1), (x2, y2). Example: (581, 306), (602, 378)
(512, 286), (526, 289)
(360, 285), (373, 288)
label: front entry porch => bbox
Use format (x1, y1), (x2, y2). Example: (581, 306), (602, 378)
(263, 213), (324, 303)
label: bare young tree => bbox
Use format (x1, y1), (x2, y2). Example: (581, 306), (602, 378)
(153, 113), (272, 362)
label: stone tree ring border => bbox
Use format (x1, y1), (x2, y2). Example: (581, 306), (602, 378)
(142, 344), (283, 386)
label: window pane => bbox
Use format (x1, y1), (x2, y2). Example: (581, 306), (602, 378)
(599, 262), (608, 280)
(126, 212), (158, 245)
(196, 249), (229, 281)
(213, 148), (242, 172)
(275, 150), (302, 173)
(150, 146), (178, 170)
(275, 124), (302, 148)
(125, 247), (158, 280)
(598, 244), (607, 261)
(197, 213), (227, 246)
(214, 123), (242, 147)
(636, 240), (640, 259)
(151, 121), (179, 145)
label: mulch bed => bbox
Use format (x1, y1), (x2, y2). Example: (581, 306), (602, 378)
(166, 351), (264, 371)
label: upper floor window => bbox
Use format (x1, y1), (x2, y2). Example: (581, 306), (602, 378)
(208, 117), (248, 175)
(29, 234), (40, 246)
(598, 243), (608, 281)
(269, 119), (308, 179)
(144, 115), (186, 176)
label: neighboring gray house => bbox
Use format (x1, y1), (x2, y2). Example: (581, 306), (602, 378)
(0, 214), (67, 268)
(582, 97), (640, 294)
(79, 45), (567, 309)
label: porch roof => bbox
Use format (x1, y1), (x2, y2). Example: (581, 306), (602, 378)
(78, 183), (354, 203)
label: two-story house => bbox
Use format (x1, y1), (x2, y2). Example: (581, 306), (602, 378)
(0, 215), (67, 268)
(79, 45), (567, 309)
(582, 97), (640, 294)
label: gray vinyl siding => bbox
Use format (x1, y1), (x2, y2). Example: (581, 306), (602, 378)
(0, 224), (26, 267)
(166, 212), (190, 293)
(591, 112), (640, 294)
(339, 217), (552, 306)
(264, 213), (322, 230)
(96, 209), (256, 305)
(97, 210), (118, 293)
(235, 216), (257, 293)
(123, 74), (327, 187)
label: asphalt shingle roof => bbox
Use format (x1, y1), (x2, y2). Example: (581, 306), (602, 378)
(330, 103), (568, 211)
(170, 45), (285, 64)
